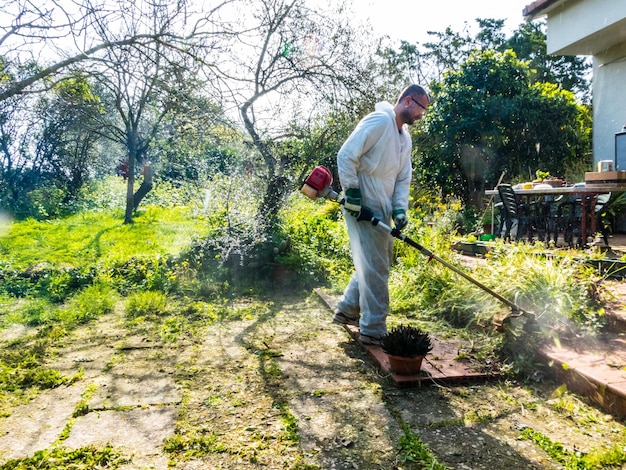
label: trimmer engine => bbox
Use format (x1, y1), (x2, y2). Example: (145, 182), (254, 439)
(300, 165), (340, 202)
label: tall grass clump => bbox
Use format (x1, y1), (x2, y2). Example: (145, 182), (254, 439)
(0, 298), (57, 327)
(486, 245), (603, 331)
(388, 192), (501, 327)
(125, 291), (168, 320)
(58, 283), (116, 327)
(382, 190), (607, 376)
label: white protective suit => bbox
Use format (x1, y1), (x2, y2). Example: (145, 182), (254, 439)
(336, 101), (413, 338)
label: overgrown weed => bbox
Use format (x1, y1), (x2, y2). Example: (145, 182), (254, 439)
(0, 444), (129, 469)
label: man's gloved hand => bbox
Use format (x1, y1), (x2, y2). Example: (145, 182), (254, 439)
(344, 188), (361, 218)
(392, 209), (408, 231)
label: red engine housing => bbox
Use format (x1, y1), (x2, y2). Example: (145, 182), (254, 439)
(301, 165), (334, 200)
(304, 165), (333, 191)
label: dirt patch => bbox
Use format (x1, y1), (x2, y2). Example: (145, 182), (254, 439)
(1, 288), (626, 469)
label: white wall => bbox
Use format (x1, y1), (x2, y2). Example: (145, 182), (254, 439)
(593, 42), (626, 166)
(546, 0), (626, 55)
(539, 0), (626, 231)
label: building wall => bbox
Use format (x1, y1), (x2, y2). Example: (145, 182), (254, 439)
(593, 42), (626, 167)
(545, 0), (626, 56)
(542, 0), (626, 167)
(534, 0), (626, 231)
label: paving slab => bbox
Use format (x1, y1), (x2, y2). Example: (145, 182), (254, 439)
(0, 383), (84, 461)
(290, 390), (401, 468)
(88, 371), (182, 409)
(63, 406), (178, 461)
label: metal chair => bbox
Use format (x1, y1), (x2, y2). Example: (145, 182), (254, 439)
(556, 183), (585, 247)
(530, 184), (561, 245)
(555, 183), (611, 247)
(588, 192), (612, 245)
(496, 184), (529, 241)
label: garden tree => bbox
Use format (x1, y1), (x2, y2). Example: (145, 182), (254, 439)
(374, 40), (429, 90)
(34, 75), (103, 206)
(150, 92), (244, 185)
(417, 49), (591, 209)
(0, 90), (39, 216)
(474, 18), (507, 51)
(0, 71), (104, 217)
(421, 26), (474, 82)
(212, 0), (374, 233)
(0, 0), (218, 103)
(75, 0), (226, 224)
(376, 18), (590, 100)
(505, 81), (591, 180)
(88, 51), (197, 223)
(505, 21), (591, 103)
(0, 0), (233, 221)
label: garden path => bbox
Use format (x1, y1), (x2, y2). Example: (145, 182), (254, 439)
(2, 287), (626, 468)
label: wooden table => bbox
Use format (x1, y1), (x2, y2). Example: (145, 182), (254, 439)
(485, 184), (626, 244)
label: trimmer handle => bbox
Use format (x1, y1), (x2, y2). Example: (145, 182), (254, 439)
(357, 206), (377, 223)
(338, 199), (377, 223)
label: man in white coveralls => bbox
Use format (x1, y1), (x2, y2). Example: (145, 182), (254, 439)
(334, 84), (430, 346)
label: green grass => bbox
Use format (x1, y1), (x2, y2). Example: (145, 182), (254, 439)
(0, 206), (208, 270)
(397, 424), (448, 469)
(520, 426), (626, 469)
(0, 188), (613, 384)
(0, 445), (129, 469)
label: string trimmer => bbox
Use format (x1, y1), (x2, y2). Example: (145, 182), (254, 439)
(300, 165), (534, 329)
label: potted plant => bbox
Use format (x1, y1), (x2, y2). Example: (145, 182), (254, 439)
(381, 325), (433, 375)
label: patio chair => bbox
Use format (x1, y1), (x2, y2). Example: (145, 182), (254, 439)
(532, 184), (563, 245)
(556, 183), (611, 247)
(496, 184), (529, 241)
(556, 183), (586, 247)
(588, 192), (612, 246)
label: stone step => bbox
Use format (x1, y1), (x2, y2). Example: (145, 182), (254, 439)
(539, 333), (626, 418)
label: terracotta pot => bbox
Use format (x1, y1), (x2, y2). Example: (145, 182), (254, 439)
(387, 354), (425, 375)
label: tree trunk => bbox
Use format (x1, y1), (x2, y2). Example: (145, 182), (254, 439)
(133, 163), (153, 210)
(124, 164), (135, 224)
(260, 174), (288, 229)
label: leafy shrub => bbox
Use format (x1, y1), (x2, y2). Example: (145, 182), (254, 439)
(0, 263), (35, 298)
(42, 266), (97, 302)
(276, 194), (351, 285)
(0, 262), (96, 302)
(104, 255), (177, 295)
(75, 176), (127, 212)
(26, 186), (69, 219)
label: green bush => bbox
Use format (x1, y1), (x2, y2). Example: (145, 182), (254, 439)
(103, 255), (177, 295)
(26, 186), (69, 219)
(0, 263), (96, 302)
(277, 194), (351, 285)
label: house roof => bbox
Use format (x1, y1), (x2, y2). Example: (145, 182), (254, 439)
(523, 0), (565, 20)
